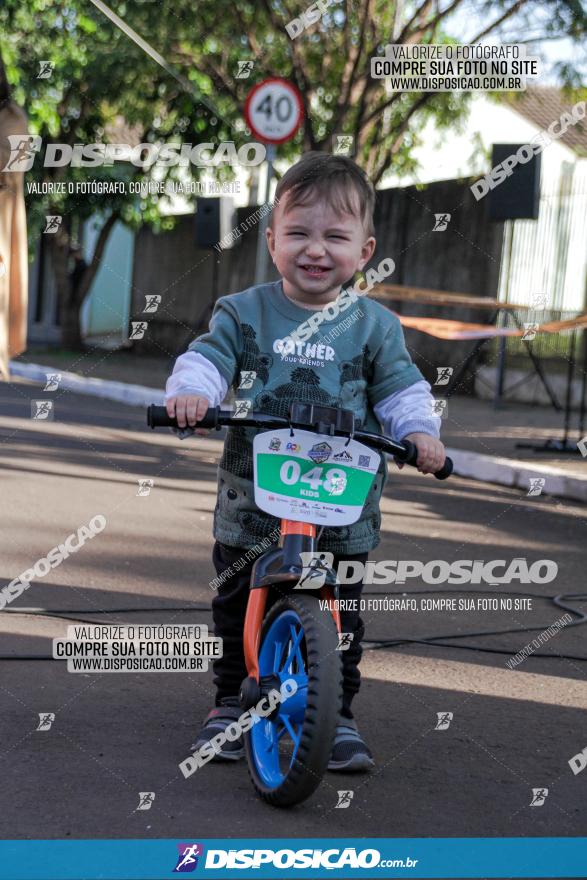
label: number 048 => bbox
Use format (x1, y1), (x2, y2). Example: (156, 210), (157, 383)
(279, 461), (346, 493)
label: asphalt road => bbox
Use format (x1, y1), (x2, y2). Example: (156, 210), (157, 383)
(1, 377), (586, 861)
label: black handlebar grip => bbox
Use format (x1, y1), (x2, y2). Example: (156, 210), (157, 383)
(147, 405), (172, 428)
(433, 456), (453, 480)
(399, 439), (453, 480)
(400, 439), (420, 467)
(147, 405), (220, 430)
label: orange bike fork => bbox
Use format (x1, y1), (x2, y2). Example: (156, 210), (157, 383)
(242, 519), (341, 682)
(243, 587), (269, 682)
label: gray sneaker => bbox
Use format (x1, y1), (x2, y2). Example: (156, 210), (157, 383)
(190, 704), (244, 762)
(328, 719), (374, 772)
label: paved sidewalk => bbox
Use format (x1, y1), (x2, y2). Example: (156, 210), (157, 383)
(2, 377), (586, 842)
(443, 395), (586, 473)
(10, 348), (587, 503)
(15, 346), (174, 390)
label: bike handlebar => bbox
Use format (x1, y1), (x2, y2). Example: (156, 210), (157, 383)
(147, 405), (453, 481)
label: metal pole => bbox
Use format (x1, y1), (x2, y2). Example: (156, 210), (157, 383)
(562, 328), (577, 448)
(494, 220), (514, 408)
(254, 143), (276, 285)
(579, 327), (587, 437)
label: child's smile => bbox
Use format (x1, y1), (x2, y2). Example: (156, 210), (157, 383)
(266, 190), (375, 308)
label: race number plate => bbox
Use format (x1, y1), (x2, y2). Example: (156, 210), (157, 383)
(253, 429), (380, 526)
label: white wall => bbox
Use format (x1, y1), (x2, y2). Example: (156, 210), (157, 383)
(380, 94), (579, 188)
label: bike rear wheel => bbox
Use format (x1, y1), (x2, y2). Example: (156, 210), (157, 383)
(244, 592), (342, 807)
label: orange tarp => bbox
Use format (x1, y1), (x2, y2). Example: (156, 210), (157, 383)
(373, 283), (528, 311)
(395, 313), (587, 340)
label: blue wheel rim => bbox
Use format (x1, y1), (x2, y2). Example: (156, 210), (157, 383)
(248, 609), (309, 789)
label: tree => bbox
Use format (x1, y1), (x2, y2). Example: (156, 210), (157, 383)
(1, 0), (585, 347)
(166, 0), (586, 183)
(0, 0), (237, 349)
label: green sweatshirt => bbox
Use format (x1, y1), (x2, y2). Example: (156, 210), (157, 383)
(188, 279), (424, 554)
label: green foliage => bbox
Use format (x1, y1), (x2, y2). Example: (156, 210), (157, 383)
(0, 0), (240, 244)
(1, 0), (585, 236)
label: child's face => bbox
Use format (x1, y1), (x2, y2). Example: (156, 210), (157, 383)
(266, 188), (376, 305)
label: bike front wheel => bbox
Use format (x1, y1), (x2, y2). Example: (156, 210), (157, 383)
(244, 592), (342, 807)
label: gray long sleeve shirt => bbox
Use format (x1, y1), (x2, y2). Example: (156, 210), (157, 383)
(166, 279), (440, 553)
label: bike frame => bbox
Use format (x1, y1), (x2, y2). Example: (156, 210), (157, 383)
(243, 519), (341, 683)
(146, 401), (452, 686)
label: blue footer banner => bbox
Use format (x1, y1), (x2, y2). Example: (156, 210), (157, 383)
(0, 838), (586, 879)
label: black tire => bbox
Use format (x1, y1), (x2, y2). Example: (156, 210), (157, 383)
(244, 592), (342, 807)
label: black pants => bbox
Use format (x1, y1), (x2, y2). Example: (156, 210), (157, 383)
(211, 541), (367, 719)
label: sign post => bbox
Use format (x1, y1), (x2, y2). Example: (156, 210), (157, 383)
(244, 78), (304, 284)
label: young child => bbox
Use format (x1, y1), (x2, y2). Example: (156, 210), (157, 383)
(165, 151), (445, 772)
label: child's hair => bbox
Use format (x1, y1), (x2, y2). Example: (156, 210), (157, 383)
(270, 151), (375, 238)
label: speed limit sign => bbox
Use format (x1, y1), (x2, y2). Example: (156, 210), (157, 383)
(244, 78), (304, 145)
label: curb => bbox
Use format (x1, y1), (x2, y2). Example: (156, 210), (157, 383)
(9, 360), (586, 504)
(9, 360), (165, 408)
(445, 446), (587, 504)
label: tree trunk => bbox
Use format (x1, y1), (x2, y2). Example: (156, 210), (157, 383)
(45, 211), (120, 351)
(46, 232), (86, 352)
(60, 297), (84, 350)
